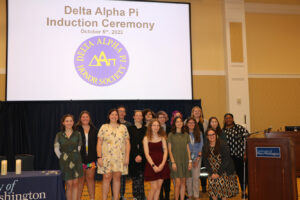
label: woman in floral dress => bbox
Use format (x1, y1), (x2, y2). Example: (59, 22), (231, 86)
(97, 109), (130, 200)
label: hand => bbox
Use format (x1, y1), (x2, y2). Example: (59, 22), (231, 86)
(211, 173), (219, 179)
(153, 165), (159, 173)
(135, 155), (142, 163)
(193, 159), (199, 168)
(123, 157), (129, 166)
(157, 163), (164, 172)
(97, 158), (103, 167)
(188, 162), (192, 170)
(172, 163), (177, 171)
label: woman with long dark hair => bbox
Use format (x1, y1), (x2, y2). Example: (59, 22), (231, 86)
(207, 117), (226, 142)
(168, 117), (192, 200)
(128, 110), (147, 200)
(97, 109), (130, 200)
(203, 128), (239, 200)
(75, 111), (98, 200)
(185, 117), (203, 200)
(54, 114), (83, 200)
(143, 109), (156, 127)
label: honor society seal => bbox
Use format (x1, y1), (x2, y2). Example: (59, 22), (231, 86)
(74, 36), (129, 86)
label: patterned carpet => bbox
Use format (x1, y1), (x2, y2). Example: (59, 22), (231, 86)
(80, 177), (300, 199)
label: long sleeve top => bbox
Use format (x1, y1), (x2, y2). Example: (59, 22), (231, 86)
(188, 132), (203, 160)
(127, 125), (147, 176)
(223, 124), (249, 158)
(203, 141), (236, 176)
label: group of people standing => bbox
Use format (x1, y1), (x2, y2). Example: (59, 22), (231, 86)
(54, 105), (249, 200)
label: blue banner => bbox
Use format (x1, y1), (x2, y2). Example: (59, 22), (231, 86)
(256, 147), (281, 158)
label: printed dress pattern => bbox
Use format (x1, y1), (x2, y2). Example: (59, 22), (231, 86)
(97, 124), (129, 175)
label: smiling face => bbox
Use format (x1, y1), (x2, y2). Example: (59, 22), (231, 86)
(187, 119), (195, 131)
(133, 111), (143, 124)
(210, 118), (219, 130)
(145, 111), (153, 121)
(206, 129), (216, 143)
(63, 116), (74, 130)
(109, 110), (119, 124)
(175, 117), (183, 130)
(192, 107), (202, 118)
(158, 114), (166, 125)
(151, 120), (160, 134)
(117, 107), (126, 120)
(224, 114), (234, 127)
(80, 113), (90, 126)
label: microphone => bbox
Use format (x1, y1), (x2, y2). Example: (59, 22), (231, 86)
(264, 127), (272, 133)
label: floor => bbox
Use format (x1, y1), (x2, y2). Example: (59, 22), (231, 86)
(80, 177), (300, 199)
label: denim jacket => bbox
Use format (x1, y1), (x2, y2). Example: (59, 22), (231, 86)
(188, 132), (204, 160)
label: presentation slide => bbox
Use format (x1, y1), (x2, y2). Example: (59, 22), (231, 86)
(7, 0), (192, 100)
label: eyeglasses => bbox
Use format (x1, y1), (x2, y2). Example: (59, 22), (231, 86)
(207, 134), (215, 137)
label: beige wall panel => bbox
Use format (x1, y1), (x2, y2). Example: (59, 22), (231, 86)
(245, 0), (300, 5)
(0, 74), (5, 101)
(0, 0), (6, 69)
(193, 75), (227, 123)
(230, 22), (244, 63)
(153, 0), (226, 71)
(246, 13), (300, 74)
(249, 78), (300, 132)
(191, 0), (225, 71)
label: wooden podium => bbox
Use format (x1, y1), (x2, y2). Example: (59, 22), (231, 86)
(266, 131), (300, 177)
(247, 137), (297, 200)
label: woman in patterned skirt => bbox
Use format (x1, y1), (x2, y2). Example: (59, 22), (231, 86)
(97, 109), (130, 200)
(54, 114), (83, 200)
(203, 128), (239, 200)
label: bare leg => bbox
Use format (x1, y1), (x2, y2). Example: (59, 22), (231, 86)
(102, 173), (113, 200)
(77, 170), (85, 200)
(112, 172), (121, 200)
(148, 180), (158, 200)
(174, 178), (181, 200)
(179, 178), (186, 200)
(71, 178), (79, 200)
(66, 180), (73, 200)
(211, 196), (217, 200)
(153, 179), (164, 200)
(85, 168), (96, 199)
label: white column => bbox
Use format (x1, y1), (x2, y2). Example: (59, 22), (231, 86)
(224, 0), (251, 130)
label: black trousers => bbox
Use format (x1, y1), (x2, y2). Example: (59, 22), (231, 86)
(159, 178), (170, 200)
(232, 156), (248, 193)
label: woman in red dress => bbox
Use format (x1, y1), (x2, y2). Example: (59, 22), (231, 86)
(143, 119), (170, 200)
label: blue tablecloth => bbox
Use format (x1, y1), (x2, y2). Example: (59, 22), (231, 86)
(0, 170), (65, 200)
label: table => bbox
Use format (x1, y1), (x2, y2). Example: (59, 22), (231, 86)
(0, 170), (65, 200)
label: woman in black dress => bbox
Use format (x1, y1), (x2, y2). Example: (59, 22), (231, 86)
(128, 110), (147, 200)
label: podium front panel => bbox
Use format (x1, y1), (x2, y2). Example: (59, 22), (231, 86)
(247, 137), (297, 200)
